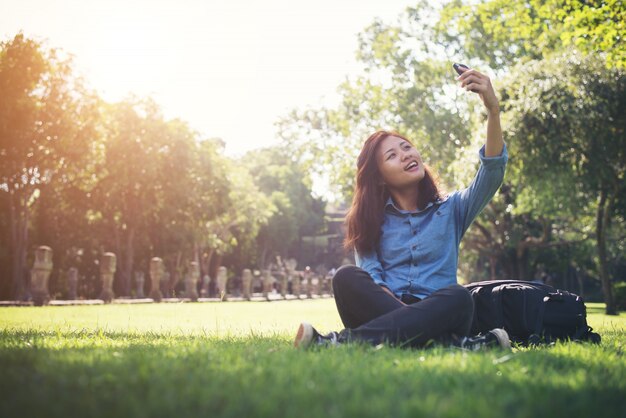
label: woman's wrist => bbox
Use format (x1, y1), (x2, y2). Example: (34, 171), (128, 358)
(486, 102), (500, 115)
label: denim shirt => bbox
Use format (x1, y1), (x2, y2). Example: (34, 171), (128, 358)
(355, 143), (508, 299)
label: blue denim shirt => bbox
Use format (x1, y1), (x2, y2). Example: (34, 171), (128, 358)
(355, 143), (508, 299)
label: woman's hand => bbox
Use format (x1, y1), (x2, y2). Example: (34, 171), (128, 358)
(457, 66), (503, 156)
(457, 67), (499, 114)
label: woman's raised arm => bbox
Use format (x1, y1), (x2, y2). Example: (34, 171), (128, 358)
(456, 67), (504, 157)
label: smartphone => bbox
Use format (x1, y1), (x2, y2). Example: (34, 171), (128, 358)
(453, 63), (478, 92)
(453, 63), (469, 75)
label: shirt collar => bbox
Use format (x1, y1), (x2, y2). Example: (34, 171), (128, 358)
(385, 194), (449, 214)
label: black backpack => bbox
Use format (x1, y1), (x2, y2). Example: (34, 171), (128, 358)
(464, 280), (601, 345)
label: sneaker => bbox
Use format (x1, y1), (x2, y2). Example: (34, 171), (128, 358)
(458, 328), (511, 351)
(294, 322), (340, 349)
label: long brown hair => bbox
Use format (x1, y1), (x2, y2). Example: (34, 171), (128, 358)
(344, 130), (445, 254)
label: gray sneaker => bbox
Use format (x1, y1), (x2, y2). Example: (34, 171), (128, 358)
(458, 328), (511, 351)
(294, 322), (340, 349)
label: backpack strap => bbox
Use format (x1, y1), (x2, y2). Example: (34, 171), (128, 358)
(573, 325), (588, 341)
(492, 285), (505, 328)
(573, 325), (601, 343)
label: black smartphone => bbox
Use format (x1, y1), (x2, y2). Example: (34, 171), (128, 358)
(453, 63), (469, 75)
(453, 63), (478, 92)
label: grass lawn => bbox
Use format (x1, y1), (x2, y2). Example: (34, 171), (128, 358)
(0, 300), (624, 418)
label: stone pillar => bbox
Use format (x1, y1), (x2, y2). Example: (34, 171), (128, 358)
(99, 252), (116, 303)
(134, 271), (145, 298)
(262, 269), (274, 300)
(67, 267), (78, 300)
(31, 246), (53, 306)
(216, 266), (228, 301)
(241, 269), (252, 300)
(200, 274), (210, 297)
(185, 261), (200, 301)
(149, 257), (163, 302)
(304, 267), (313, 299)
(285, 258), (297, 297)
(279, 270), (288, 299)
(292, 274), (301, 298)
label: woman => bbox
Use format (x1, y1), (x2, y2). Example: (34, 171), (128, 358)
(294, 65), (510, 350)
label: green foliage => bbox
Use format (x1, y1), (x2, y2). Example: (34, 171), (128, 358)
(206, 159), (275, 256)
(501, 51), (625, 306)
(0, 33), (100, 299)
(0, 301), (624, 418)
(0, 34), (307, 299)
(501, 51), (625, 193)
(243, 146), (326, 267)
(437, 0), (625, 70)
(0, 33), (99, 195)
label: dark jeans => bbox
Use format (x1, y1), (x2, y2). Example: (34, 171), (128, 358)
(332, 265), (474, 348)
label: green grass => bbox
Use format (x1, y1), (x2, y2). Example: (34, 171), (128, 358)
(0, 300), (624, 418)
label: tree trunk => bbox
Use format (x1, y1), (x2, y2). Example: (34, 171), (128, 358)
(168, 250), (183, 297)
(210, 253), (223, 281)
(596, 187), (617, 315)
(9, 191), (29, 300)
(501, 251), (515, 281)
(122, 226), (135, 296)
(260, 243), (269, 270)
(488, 254), (497, 280)
(113, 223), (121, 295)
(575, 267), (584, 298)
(515, 246), (529, 281)
(203, 248), (214, 280)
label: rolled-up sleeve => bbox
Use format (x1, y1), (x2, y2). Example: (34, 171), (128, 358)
(354, 249), (389, 290)
(457, 143), (508, 237)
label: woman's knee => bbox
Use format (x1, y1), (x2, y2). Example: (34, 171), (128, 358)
(332, 265), (364, 295)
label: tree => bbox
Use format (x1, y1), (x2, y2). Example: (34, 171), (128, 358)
(244, 146), (326, 268)
(501, 51), (625, 313)
(437, 0), (625, 70)
(200, 156), (275, 280)
(90, 99), (166, 295)
(0, 33), (99, 299)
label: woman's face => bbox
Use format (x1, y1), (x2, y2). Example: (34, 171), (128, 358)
(375, 135), (425, 191)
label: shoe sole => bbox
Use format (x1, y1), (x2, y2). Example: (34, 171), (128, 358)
(490, 328), (512, 350)
(294, 322), (314, 349)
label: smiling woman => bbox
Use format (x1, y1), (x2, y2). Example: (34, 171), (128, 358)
(294, 66), (510, 350)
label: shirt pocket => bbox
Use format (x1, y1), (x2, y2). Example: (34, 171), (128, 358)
(429, 205), (453, 242)
(379, 216), (411, 268)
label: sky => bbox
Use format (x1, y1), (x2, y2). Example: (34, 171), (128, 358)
(1, 0), (419, 156)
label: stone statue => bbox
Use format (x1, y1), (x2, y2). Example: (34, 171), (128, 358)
(241, 269), (252, 300)
(200, 274), (210, 297)
(99, 252), (116, 303)
(262, 269), (274, 300)
(134, 271), (145, 298)
(285, 258), (298, 297)
(67, 267), (78, 300)
(149, 257), (164, 302)
(31, 246), (53, 306)
(304, 266), (313, 299)
(216, 266), (228, 301)
(185, 261), (200, 301)
(278, 266), (288, 299)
